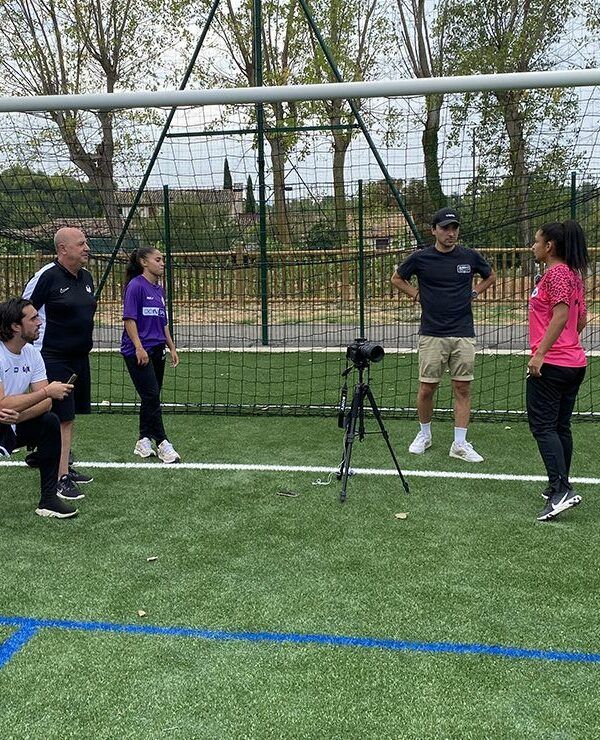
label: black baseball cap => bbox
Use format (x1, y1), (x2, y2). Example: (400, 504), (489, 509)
(432, 208), (460, 227)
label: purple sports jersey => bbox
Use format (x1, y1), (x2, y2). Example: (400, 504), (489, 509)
(120, 275), (168, 357)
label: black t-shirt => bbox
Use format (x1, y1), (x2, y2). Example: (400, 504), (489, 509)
(397, 245), (492, 337)
(23, 259), (97, 358)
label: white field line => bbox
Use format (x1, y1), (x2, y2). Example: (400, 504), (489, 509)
(1, 459), (599, 485)
(90, 347), (600, 357)
(90, 401), (600, 418)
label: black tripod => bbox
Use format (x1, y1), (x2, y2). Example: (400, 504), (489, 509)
(337, 363), (410, 503)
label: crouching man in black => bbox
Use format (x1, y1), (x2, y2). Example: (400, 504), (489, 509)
(0, 298), (77, 518)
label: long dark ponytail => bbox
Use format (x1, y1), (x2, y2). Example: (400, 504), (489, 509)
(125, 246), (158, 286)
(539, 220), (589, 276)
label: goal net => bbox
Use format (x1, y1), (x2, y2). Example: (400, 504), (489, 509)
(0, 72), (598, 419)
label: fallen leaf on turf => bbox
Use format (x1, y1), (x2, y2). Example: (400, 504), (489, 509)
(394, 512), (408, 520)
(137, 609), (147, 618)
(146, 556), (158, 562)
(504, 426), (512, 430)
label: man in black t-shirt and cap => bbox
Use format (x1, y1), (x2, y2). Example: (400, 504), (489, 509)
(392, 208), (496, 462)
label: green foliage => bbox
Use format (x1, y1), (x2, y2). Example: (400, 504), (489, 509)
(0, 165), (102, 230)
(362, 178), (434, 239)
(455, 173), (600, 249)
(0, 0), (196, 231)
(245, 176), (257, 214)
(305, 219), (338, 250)
(223, 158), (233, 190)
(134, 200), (243, 252)
(443, 0), (580, 178)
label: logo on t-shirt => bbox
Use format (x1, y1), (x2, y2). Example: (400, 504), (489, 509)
(59, 287), (70, 293)
(457, 264), (471, 274)
(86, 285), (92, 293)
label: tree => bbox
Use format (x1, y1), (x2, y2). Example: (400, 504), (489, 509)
(306, 0), (389, 247)
(0, 0), (194, 236)
(392, 0), (450, 210)
(223, 158), (233, 190)
(245, 175), (257, 214)
(363, 177), (434, 238)
(443, 0), (579, 246)
(0, 165), (102, 231)
(137, 200), (242, 252)
(199, 0), (310, 245)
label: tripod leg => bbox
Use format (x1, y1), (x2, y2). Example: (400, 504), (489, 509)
(365, 387), (410, 494)
(338, 384), (366, 503)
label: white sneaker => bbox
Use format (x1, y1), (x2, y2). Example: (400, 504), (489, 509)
(449, 441), (484, 463)
(409, 431), (432, 454)
(157, 440), (181, 464)
(134, 437), (156, 458)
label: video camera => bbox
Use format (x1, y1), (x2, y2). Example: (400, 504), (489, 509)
(345, 337), (384, 368)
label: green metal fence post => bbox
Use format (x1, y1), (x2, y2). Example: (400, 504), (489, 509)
(571, 171), (577, 220)
(163, 185), (174, 338)
(254, 0), (269, 346)
(358, 179), (365, 337)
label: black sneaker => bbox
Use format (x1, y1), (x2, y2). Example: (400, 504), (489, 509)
(541, 486), (552, 500)
(537, 489), (582, 521)
(36, 495), (78, 519)
(69, 467), (94, 484)
(57, 474), (85, 501)
(25, 451), (41, 468)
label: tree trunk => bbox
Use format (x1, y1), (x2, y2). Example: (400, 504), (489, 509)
(331, 113), (351, 247)
(265, 131), (291, 245)
(422, 93), (447, 210)
(329, 100), (352, 302)
(496, 91), (530, 250)
(51, 110), (122, 238)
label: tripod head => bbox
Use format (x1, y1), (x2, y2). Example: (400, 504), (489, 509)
(345, 337), (384, 369)
(339, 338), (383, 427)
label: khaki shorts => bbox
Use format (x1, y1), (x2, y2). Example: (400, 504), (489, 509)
(418, 336), (476, 383)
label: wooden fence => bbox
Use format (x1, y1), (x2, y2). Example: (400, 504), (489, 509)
(2, 247), (599, 309)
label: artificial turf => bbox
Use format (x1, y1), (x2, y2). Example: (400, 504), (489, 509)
(90, 350), (600, 417)
(1, 415), (599, 738)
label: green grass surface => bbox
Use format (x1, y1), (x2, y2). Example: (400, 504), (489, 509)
(91, 350), (600, 416)
(1, 415), (599, 738)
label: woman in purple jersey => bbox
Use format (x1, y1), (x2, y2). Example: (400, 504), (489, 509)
(121, 247), (180, 463)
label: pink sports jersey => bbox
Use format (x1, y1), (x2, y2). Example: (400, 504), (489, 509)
(529, 263), (587, 367)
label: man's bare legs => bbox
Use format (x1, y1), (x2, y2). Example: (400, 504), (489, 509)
(452, 380), (471, 428)
(450, 379), (483, 461)
(416, 381), (438, 423)
(409, 382), (438, 453)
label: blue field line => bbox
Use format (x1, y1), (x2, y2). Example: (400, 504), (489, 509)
(0, 624), (39, 669)
(0, 615), (599, 667)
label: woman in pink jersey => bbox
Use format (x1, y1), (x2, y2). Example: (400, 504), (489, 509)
(527, 220), (589, 522)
